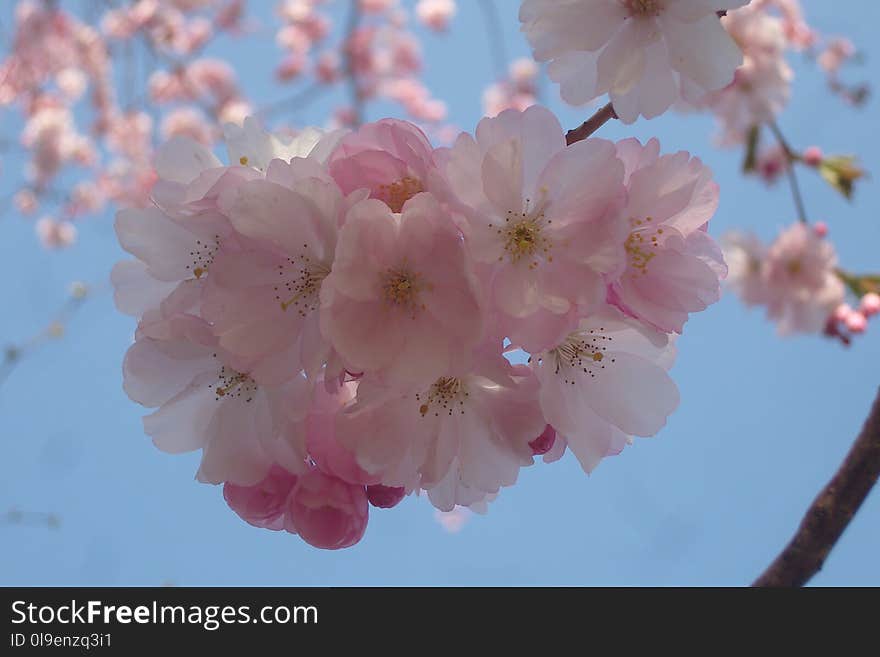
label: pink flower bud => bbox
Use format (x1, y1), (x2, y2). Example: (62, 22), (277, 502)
(223, 465), (297, 531)
(860, 293), (880, 317)
(366, 485), (406, 509)
(284, 470), (369, 550)
(802, 146), (823, 167)
(529, 425), (557, 455)
(832, 303), (853, 323)
(812, 221), (829, 238)
(845, 311), (868, 334)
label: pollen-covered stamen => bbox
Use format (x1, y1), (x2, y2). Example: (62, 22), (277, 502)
(623, 0), (662, 17)
(382, 266), (429, 317)
(378, 176), (424, 213)
(549, 328), (616, 385)
(625, 216), (663, 275)
(494, 194), (553, 269)
(415, 377), (469, 417)
(185, 236), (220, 279)
(208, 363), (258, 403)
(274, 244), (331, 317)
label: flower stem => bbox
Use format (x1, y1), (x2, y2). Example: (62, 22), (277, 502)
(566, 103), (618, 145)
(767, 121), (809, 224)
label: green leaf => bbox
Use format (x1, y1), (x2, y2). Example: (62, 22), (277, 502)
(819, 155), (865, 200)
(837, 270), (880, 297)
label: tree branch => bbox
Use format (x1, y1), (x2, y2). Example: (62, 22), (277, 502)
(477, 0), (509, 79)
(753, 388), (880, 586)
(767, 121), (809, 224)
(566, 102), (618, 145)
(342, 0), (364, 127)
(0, 283), (91, 393)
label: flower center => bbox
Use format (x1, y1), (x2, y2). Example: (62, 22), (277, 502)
(625, 216), (663, 275)
(496, 195), (553, 269)
(549, 329), (615, 385)
(382, 265), (428, 316)
(209, 364), (257, 403)
(378, 176), (424, 213)
(623, 0), (662, 17)
(416, 377), (468, 417)
(275, 246), (331, 317)
(186, 236), (220, 280)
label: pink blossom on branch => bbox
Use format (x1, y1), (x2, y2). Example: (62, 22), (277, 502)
(520, 0), (748, 123)
(110, 104), (728, 549)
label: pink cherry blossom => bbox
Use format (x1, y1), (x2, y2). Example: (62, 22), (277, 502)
(306, 380), (381, 486)
(607, 138), (726, 334)
(415, 0), (456, 32)
(699, 3), (793, 144)
(333, 355), (544, 511)
(532, 306), (679, 473)
(203, 175), (349, 383)
(36, 217), (77, 249)
(123, 309), (310, 486)
(763, 223), (845, 335)
(722, 230), (771, 307)
(327, 118), (442, 213)
(520, 0), (747, 123)
(319, 192), (484, 389)
(440, 105), (627, 351)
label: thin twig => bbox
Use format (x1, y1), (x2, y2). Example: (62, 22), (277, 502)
(753, 388), (880, 586)
(342, 0), (364, 127)
(566, 102), (618, 145)
(257, 83), (328, 120)
(2, 509), (61, 529)
(477, 0), (509, 79)
(768, 121), (808, 224)
(0, 284), (91, 393)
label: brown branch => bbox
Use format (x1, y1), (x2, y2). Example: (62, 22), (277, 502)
(753, 388), (880, 586)
(566, 103), (618, 145)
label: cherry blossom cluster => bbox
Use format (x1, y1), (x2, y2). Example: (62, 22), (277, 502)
(0, 1), (459, 251)
(0, 0), (250, 249)
(114, 105), (726, 548)
(700, 0), (867, 149)
(273, 0), (452, 127)
(724, 222), (877, 344)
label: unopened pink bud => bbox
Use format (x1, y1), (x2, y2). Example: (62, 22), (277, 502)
(803, 146), (823, 167)
(845, 311), (868, 334)
(860, 293), (880, 317)
(832, 304), (853, 323)
(529, 425), (557, 455)
(366, 484), (406, 509)
(813, 221), (829, 238)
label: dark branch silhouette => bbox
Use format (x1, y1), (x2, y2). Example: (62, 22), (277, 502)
(754, 388), (880, 586)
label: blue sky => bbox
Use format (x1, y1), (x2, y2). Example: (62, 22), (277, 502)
(1, 0), (878, 586)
